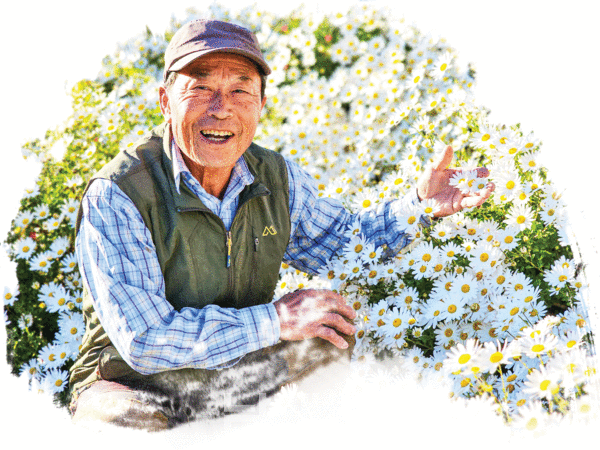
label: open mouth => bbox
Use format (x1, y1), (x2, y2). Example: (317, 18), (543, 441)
(200, 130), (234, 143)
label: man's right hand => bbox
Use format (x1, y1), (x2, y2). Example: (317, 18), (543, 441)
(273, 289), (357, 349)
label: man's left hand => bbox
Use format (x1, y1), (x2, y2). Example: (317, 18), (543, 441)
(417, 146), (495, 218)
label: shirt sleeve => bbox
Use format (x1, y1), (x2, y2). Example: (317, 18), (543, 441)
(283, 159), (428, 275)
(76, 179), (280, 375)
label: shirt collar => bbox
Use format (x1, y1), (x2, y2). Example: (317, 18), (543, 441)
(171, 140), (255, 195)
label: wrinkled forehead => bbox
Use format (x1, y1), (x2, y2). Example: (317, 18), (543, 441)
(177, 52), (262, 82)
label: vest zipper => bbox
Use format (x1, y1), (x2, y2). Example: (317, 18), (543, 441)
(226, 231), (232, 268)
(176, 187), (270, 303)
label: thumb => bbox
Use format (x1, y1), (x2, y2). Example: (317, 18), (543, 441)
(432, 146), (454, 171)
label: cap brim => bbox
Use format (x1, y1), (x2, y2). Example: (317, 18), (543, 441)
(167, 48), (271, 79)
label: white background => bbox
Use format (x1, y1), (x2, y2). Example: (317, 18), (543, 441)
(1, 0), (599, 444)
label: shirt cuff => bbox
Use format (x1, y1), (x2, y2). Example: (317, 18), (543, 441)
(239, 303), (281, 353)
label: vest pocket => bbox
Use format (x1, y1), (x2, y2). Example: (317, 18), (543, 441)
(247, 231), (260, 303)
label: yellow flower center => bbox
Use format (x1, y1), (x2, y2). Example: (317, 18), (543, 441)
(461, 284), (470, 293)
(531, 344), (545, 353)
(393, 318), (402, 327)
(490, 352), (503, 363)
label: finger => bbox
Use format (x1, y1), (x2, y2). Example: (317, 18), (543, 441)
(461, 189), (492, 209)
(432, 146), (454, 171)
(476, 167), (490, 178)
(317, 291), (356, 320)
(332, 302), (357, 320)
(317, 325), (350, 349)
(322, 312), (356, 336)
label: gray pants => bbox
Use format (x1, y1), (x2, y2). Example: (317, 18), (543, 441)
(70, 338), (352, 431)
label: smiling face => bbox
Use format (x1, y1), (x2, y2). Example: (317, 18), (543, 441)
(159, 52), (266, 174)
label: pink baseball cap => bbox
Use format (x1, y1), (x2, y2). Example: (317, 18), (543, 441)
(163, 19), (271, 81)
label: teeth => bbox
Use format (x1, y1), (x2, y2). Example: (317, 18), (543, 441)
(202, 130), (233, 137)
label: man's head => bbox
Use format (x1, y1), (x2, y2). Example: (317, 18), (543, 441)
(159, 20), (270, 176)
(163, 20), (270, 99)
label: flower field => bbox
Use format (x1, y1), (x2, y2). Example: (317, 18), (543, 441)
(2, 1), (598, 435)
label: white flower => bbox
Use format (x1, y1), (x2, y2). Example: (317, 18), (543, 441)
(50, 236), (70, 258)
(505, 202), (534, 231)
(42, 215), (63, 231)
(64, 175), (84, 188)
(3, 286), (19, 306)
(81, 143), (97, 159)
(22, 184), (40, 199)
(60, 253), (79, 273)
(14, 211), (34, 228)
(523, 366), (561, 401)
(444, 340), (483, 374)
(29, 252), (52, 273)
(41, 368), (69, 394)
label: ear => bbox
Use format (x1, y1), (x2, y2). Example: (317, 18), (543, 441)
(159, 86), (172, 124)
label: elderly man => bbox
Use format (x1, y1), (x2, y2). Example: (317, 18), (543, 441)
(68, 20), (493, 431)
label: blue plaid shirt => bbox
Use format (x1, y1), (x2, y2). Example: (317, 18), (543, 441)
(76, 141), (422, 375)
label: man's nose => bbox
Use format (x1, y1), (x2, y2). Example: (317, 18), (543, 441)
(208, 90), (232, 119)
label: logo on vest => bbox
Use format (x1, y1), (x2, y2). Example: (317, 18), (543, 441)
(262, 226), (277, 236)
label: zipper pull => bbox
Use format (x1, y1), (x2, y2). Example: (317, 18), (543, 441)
(226, 231), (232, 268)
(254, 237), (259, 251)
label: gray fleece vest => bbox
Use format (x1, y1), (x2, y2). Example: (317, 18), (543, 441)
(69, 123), (290, 393)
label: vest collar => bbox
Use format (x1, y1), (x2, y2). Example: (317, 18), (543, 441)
(158, 124), (271, 212)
